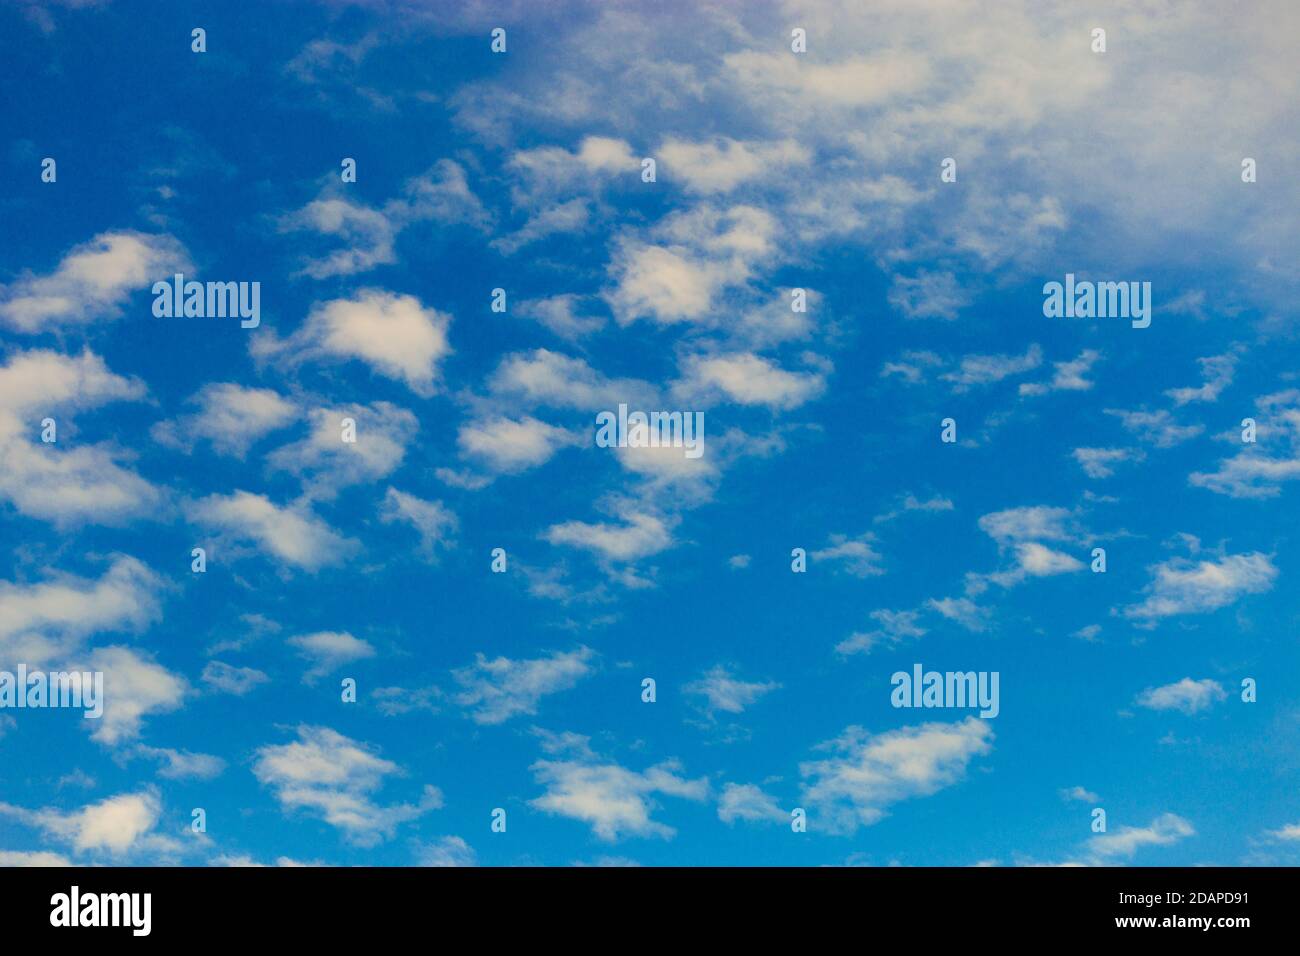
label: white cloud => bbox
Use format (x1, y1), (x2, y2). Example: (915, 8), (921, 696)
(0, 789), (173, 857)
(605, 205), (777, 326)
(684, 665), (779, 717)
(1072, 447), (1142, 479)
(529, 736), (708, 841)
(0, 850), (72, 866)
(0, 349), (160, 527)
(835, 608), (927, 656)
(811, 532), (885, 578)
(674, 352), (825, 410)
(1020, 350), (1101, 396)
(152, 383), (298, 457)
(1106, 408), (1203, 448)
(1166, 349), (1239, 405)
(280, 160), (488, 278)
(201, 660), (270, 696)
(134, 745), (227, 781)
(185, 490), (357, 571)
(1190, 390), (1300, 498)
(492, 198), (590, 255)
(77, 646), (188, 747)
(280, 197), (397, 278)
(658, 136), (810, 193)
(252, 725), (442, 846)
(800, 718), (994, 833)
(926, 596), (990, 632)
(1123, 551), (1277, 621)
(888, 270), (967, 320)
(288, 631), (376, 684)
(515, 294), (606, 340)
(507, 135), (637, 201)
(1088, 813), (1194, 860)
(943, 344), (1041, 390)
(978, 505), (1074, 544)
(543, 505), (674, 566)
(0, 555), (162, 666)
(1266, 823), (1300, 842)
(416, 836), (477, 867)
(489, 348), (656, 411)
(717, 783), (786, 825)
(252, 290), (451, 397)
(0, 231), (190, 332)
(456, 415), (583, 474)
(379, 488), (457, 557)
(453, 647), (594, 725)
(267, 402), (418, 497)
(1060, 786), (1100, 803)
(1135, 678), (1228, 715)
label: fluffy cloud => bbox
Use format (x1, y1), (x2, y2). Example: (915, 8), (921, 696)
(0, 555), (162, 666)
(252, 290), (451, 396)
(416, 836), (477, 867)
(0, 789), (176, 858)
(201, 660), (270, 696)
(717, 783), (786, 825)
(543, 503), (675, 567)
(455, 415), (583, 475)
(529, 733), (709, 841)
(453, 647), (595, 725)
(799, 718), (994, 833)
(684, 665), (780, 718)
(0, 349), (160, 527)
(1019, 349), (1100, 396)
(658, 136), (810, 193)
(252, 725), (442, 846)
(77, 646), (188, 746)
(1072, 447), (1142, 479)
(605, 205), (777, 326)
(489, 348), (656, 410)
(811, 532), (885, 578)
(1123, 551), (1277, 621)
(1088, 813), (1194, 860)
(378, 488), (457, 557)
(267, 402), (418, 497)
(185, 490), (357, 571)
(0, 231), (189, 332)
(1190, 390), (1300, 498)
(280, 160), (488, 279)
(152, 383), (298, 457)
(287, 631), (377, 684)
(943, 344), (1041, 390)
(1135, 678), (1228, 715)
(674, 352), (825, 410)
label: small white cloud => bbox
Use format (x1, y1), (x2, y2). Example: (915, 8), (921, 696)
(1135, 678), (1228, 715)
(252, 290), (451, 397)
(1123, 551), (1277, 620)
(186, 490), (358, 571)
(253, 725), (442, 846)
(288, 631), (376, 684)
(684, 665), (779, 718)
(0, 231), (190, 332)
(453, 647), (595, 725)
(800, 718), (994, 833)
(1088, 813), (1194, 860)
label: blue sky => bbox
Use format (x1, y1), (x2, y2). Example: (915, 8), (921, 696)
(1, 0), (1299, 867)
